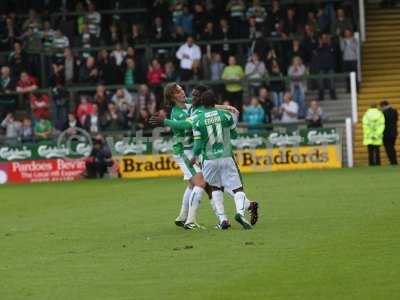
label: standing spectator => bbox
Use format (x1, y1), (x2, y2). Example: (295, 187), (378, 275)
(1, 113), (21, 139)
(98, 49), (117, 85)
(245, 52), (267, 96)
(282, 7), (299, 39)
(30, 92), (49, 120)
(20, 117), (33, 142)
(332, 8), (353, 37)
(302, 25), (318, 66)
(78, 23), (96, 59)
(63, 48), (78, 84)
(363, 103), (385, 166)
(269, 60), (285, 111)
(66, 113), (78, 134)
(176, 36), (201, 81)
(103, 23), (122, 46)
(0, 66), (16, 114)
(243, 97), (265, 128)
(266, 0), (283, 37)
(86, 2), (101, 38)
(16, 71), (38, 94)
(150, 16), (170, 58)
(216, 18), (234, 61)
(306, 100), (327, 128)
(287, 39), (307, 68)
(52, 85), (69, 130)
(34, 117), (53, 140)
(222, 55), (244, 110)
(137, 84), (157, 116)
(0, 16), (19, 51)
(82, 103), (100, 134)
(340, 29), (358, 92)
(127, 24), (146, 46)
(288, 56), (307, 118)
(94, 85), (110, 115)
(209, 52), (225, 100)
(76, 95), (94, 127)
(40, 20), (55, 51)
(52, 29), (70, 59)
(315, 34), (337, 101)
(226, 0), (245, 38)
(110, 43), (127, 67)
(193, 3), (208, 39)
(123, 58), (135, 87)
(279, 92), (299, 123)
(380, 101), (398, 165)
(257, 87), (273, 123)
(180, 5), (194, 35)
(147, 59), (165, 106)
(78, 56), (98, 85)
(8, 42), (30, 77)
(246, 0), (267, 25)
(101, 103), (125, 131)
(164, 61), (178, 82)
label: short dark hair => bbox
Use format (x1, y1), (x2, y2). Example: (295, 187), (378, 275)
(202, 90), (216, 108)
(380, 100), (389, 107)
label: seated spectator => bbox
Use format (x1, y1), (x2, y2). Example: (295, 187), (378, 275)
(222, 55), (244, 110)
(164, 61), (178, 82)
(288, 56), (307, 118)
(269, 60), (285, 111)
(100, 103), (125, 131)
(243, 97), (265, 128)
(257, 87), (273, 124)
(112, 88), (135, 113)
(20, 117), (33, 142)
(176, 36), (201, 81)
(124, 58), (135, 87)
(76, 95), (94, 127)
(66, 113), (78, 135)
(78, 56), (98, 85)
(1, 113), (21, 139)
(279, 92), (299, 123)
(16, 71), (38, 94)
(85, 134), (113, 178)
(30, 92), (49, 120)
(83, 103), (100, 134)
(245, 52), (267, 96)
(306, 100), (327, 128)
(34, 117), (53, 140)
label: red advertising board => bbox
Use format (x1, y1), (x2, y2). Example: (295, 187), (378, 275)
(0, 159), (86, 184)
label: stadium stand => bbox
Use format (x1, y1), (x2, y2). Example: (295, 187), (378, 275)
(0, 0), (359, 142)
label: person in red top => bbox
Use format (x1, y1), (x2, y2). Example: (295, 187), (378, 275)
(30, 92), (49, 120)
(16, 71), (38, 94)
(147, 58), (165, 86)
(76, 95), (94, 127)
(147, 58), (165, 108)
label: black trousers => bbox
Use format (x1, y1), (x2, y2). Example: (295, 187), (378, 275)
(384, 137), (398, 165)
(343, 60), (358, 92)
(367, 145), (381, 166)
(179, 68), (193, 82)
(86, 161), (108, 178)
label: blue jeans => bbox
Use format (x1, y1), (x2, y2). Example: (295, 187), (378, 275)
(292, 85), (306, 118)
(271, 92), (283, 109)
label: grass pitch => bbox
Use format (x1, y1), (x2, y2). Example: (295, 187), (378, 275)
(0, 167), (399, 300)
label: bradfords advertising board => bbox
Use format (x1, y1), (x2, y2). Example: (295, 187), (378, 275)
(0, 159), (86, 184)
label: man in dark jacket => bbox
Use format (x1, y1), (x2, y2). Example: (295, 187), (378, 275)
(380, 100), (398, 165)
(85, 135), (113, 178)
(315, 34), (337, 101)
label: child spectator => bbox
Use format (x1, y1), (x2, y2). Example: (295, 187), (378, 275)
(34, 117), (53, 140)
(30, 92), (49, 120)
(288, 56), (307, 118)
(243, 97), (265, 128)
(306, 100), (327, 128)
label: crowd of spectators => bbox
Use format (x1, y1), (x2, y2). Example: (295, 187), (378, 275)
(0, 0), (358, 141)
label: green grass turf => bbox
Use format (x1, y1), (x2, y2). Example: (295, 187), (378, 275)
(0, 167), (399, 300)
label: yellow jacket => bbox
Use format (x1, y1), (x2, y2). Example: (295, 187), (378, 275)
(362, 108), (385, 146)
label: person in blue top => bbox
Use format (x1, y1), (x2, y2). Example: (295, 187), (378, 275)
(242, 97), (265, 131)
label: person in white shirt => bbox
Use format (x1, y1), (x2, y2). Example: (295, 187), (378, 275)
(176, 36), (201, 81)
(279, 91), (299, 123)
